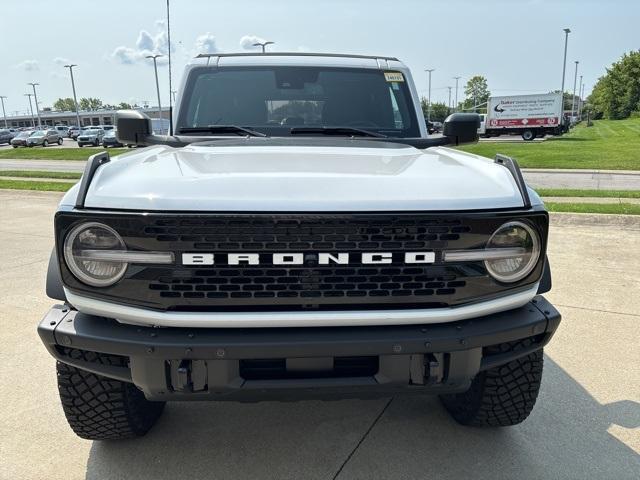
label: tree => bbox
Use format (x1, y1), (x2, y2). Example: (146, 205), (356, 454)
(117, 102), (132, 109)
(53, 97), (77, 112)
(463, 75), (490, 112)
(79, 97), (103, 110)
(420, 98), (450, 122)
(587, 50), (640, 119)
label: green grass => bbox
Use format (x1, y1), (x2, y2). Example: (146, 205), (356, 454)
(545, 202), (640, 215)
(458, 118), (640, 170)
(0, 179), (75, 192)
(0, 170), (82, 180)
(535, 188), (640, 198)
(0, 147), (129, 160)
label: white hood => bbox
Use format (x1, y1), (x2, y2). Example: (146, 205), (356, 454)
(66, 141), (526, 211)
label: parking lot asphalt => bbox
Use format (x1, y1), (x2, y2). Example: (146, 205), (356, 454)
(0, 189), (638, 480)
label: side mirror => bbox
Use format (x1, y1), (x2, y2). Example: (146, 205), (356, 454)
(442, 113), (480, 145)
(116, 110), (152, 145)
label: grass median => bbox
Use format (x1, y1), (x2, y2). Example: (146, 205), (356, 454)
(545, 202), (640, 215)
(0, 147), (129, 160)
(534, 188), (640, 198)
(0, 170), (82, 180)
(458, 118), (640, 170)
(0, 179), (76, 192)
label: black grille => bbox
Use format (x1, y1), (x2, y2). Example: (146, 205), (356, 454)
(56, 211), (548, 311)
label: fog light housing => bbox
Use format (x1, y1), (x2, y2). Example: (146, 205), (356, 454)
(64, 222), (127, 287)
(485, 221), (540, 283)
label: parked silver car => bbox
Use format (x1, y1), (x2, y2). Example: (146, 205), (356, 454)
(11, 130), (35, 147)
(77, 127), (105, 147)
(26, 129), (63, 147)
(0, 129), (15, 145)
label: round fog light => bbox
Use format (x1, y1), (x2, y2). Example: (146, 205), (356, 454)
(63, 222), (127, 287)
(485, 221), (540, 283)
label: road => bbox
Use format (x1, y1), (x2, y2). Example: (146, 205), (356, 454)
(0, 189), (638, 480)
(2, 158), (640, 190)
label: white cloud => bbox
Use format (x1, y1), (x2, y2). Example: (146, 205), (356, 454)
(53, 57), (71, 66)
(111, 21), (171, 65)
(239, 35), (268, 51)
(194, 33), (220, 55)
(16, 60), (39, 71)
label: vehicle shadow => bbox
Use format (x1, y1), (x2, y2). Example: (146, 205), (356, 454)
(84, 357), (640, 480)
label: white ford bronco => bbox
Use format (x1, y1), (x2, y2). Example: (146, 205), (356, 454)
(38, 53), (560, 440)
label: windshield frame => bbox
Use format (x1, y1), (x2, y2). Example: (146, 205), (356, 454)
(176, 65), (421, 138)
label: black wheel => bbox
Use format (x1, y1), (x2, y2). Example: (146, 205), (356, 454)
(58, 138), (63, 145)
(56, 349), (165, 440)
(440, 338), (543, 427)
(43, 140), (48, 147)
(78, 143), (83, 147)
(521, 130), (535, 141)
(13, 145), (18, 148)
(94, 139), (99, 146)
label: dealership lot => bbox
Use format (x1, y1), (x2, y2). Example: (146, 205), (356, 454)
(0, 190), (638, 480)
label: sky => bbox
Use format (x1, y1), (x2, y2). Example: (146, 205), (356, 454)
(1, 0), (638, 116)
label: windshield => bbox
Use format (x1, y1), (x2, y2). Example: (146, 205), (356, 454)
(177, 66), (420, 137)
(31, 131), (45, 137)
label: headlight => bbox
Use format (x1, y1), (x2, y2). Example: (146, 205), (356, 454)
(63, 222), (128, 287)
(484, 221), (541, 283)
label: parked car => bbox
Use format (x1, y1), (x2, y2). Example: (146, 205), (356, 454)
(0, 129), (15, 145)
(53, 125), (69, 138)
(77, 127), (105, 147)
(69, 126), (81, 139)
(10, 131), (33, 147)
(26, 129), (63, 147)
(101, 129), (123, 147)
(100, 124), (115, 131)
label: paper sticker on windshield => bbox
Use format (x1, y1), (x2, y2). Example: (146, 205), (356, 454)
(384, 71), (404, 82)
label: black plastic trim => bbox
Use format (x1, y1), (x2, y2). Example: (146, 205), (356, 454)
(75, 151), (110, 209)
(537, 256), (552, 294)
(45, 248), (66, 302)
(495, 154), (531, 209)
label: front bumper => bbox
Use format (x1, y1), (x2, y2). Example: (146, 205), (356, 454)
(38, 296), (561, 401)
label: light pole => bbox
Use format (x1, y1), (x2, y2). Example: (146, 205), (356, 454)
(578, 81), (585, 119)
(64, 64), (82, 128)
(253, 41), (274, 53)
(447, 86), (452, 113)
(560, 28), (571, 123)
(28, 83), (41, 127)
(577, 75), (583, 119)
(146, 54), (164, 127)
(571, 61), (579, 120)
(425, 69), (434, 122)
(0, 96), (7, 128)
(166, 0), (173, 135)
(453, 76), (461, 112)
(24, 93), (35, 128)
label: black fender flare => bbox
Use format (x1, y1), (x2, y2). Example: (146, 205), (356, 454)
(536, 255), (552, 294)
(46, 248), (67, 302)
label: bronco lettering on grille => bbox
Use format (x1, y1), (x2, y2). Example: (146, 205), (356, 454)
(181, 252), (436, 266)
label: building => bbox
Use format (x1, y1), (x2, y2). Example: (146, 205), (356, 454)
(2, 106), (169, 129)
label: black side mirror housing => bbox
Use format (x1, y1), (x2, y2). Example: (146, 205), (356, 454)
(442, 113), (480, 145)
(116, 110), (152, 145)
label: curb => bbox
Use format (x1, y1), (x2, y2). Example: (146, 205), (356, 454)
(549, 212), (640, 229)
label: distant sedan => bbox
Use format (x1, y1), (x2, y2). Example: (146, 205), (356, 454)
(102, 129), (123, 148)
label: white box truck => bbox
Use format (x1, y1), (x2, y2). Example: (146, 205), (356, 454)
(479, 93), (564, 141)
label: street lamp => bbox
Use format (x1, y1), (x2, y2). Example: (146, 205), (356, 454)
(577, 75), (583, 119)
(571, 60), (579, 120)
(560, 28), (571, 123)
(425, 69), (434, 123)
(64, 64), (82, 128)
(24, 93), (35, 128)
(253, 41), (274, 53)
(146, 54), (164, 127)
(453, 76), (461, 112)
(0, 96), (7, 128)
(447, 86), (452, 112)
(28, 83), (41, 127)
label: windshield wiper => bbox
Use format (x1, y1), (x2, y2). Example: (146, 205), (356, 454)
(178, 125), (267, 137)
(289, 127), (387, 138)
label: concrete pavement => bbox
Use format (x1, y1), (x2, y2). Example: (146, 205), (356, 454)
(0, 189), (638, 479)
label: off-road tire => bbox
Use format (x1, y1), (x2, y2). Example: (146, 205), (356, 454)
(440, 339), (543, 427)
(56, 350), (165, 440)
